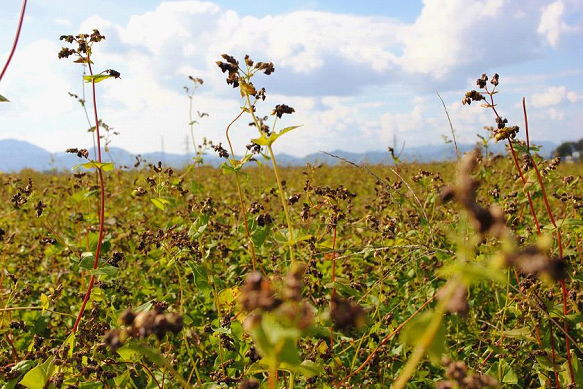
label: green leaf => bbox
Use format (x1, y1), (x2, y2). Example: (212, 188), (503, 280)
(188, 214), (209, 239)
(220, 162), (238, 175)
(251, 135), (271, 146)
(499, 327), (533, 341)
(121, 344), (191, 388)
(277, 337), (301, 366)
(72, 161), (114, 172)
(251, 225), (270, 248)
(83, 74), (113, 84)
(0, 94), (9, 102)
(133, 301), (154, 313)
(400, 311), (446, 365)
(11, 360), (36, 373)
(187, 261), (210, 292)
(19, 357), (55, 389)
(63, 333), (75, 358)
(502, 365), (518, 384)
(151, 197), (170, 211)
(252, 126), (302, 147)
(438, 262), (506, 285)
(78, 383), (101, 389)
(282, 360), (323, 378)
(277, 125), (302, 137)
(117, 345), (142, 361)
(90, 264), (119, 277)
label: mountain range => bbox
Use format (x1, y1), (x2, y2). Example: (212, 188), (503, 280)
(0, 139), (558, 172)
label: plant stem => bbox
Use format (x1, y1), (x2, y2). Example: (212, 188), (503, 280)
(522, 98), (574, 384)
(436, 91), (459, 160)
(506, 140), (541, 234)
(329, 225), (338, 349)
(485, 89), (541, 234)
(0, 0), (27, 83)
(243, 92), (296, 263)
(225, 110), (258, 269)
(392, 283), (453, 389)
(343, 294), (436, 384)
(72, 58), (106, 333)
(269, 364), (278, 389)
(267, 144), (296, 264)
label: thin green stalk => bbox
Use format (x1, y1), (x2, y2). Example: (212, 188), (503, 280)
(225, 109), (258, 268)
(266, 144), (296, 264)
(269, 364), (278, 389)
(392, 283), (453, 389)
(243, 92), (296, 263)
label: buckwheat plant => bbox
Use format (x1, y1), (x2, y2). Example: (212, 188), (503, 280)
(463, 73), (575, 385)
(184, 75), (209, 166)
(58, 29), (120, 334)
(216, 54), (301, 265)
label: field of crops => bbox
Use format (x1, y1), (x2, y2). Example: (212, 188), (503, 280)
(0, 150), (581, 388)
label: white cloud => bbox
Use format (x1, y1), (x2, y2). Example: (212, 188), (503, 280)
(55, 18), (72, 26)
(537, 0), (583, 47)
(1, 0), (582, 156)
(531, 86), (581, 107)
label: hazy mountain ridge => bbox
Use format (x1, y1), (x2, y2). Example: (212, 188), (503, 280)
(0, 139), (559, 172)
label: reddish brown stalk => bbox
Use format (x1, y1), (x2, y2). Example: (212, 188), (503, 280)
(485, 90), (564, 386)
(549, 324), (561, 388)
(522, 98), (574, 384)
(522, 97), (530, 150)
(0, 0), (27, 83)
(485, 91), (541, 233)
(340, 294), (435, 386)
(72, 59), (106, 333)
(507, 141), (541, 234)
(329, 226), (338, 348)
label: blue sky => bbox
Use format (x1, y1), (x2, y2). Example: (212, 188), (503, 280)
(1, 0), (582, 156)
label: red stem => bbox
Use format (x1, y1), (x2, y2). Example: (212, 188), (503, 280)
(329, 226), (338, 348)
(549, 324), (561, 388)
(0, 0), (28, 83)
(522, 97), (530, 150)
(486, 90), (541, 233)
(72, 58), (106, 333)
(487, 90), (561, 386)
(507, 141), (541, 234)
(341, 294), (436, 385)
(522, 98), (574, 384)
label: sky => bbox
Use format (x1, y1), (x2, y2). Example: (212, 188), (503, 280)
(1, 0), (582, 156)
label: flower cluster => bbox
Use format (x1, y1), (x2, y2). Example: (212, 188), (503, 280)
(440, 149), (506, 237)
(505, 246), (567, 281)
(216, 54), (275, 89)
(462, 73), (519, 142)
(58, 29), (105, 61)
(240, 263), (314, 331)
(104, 307), (183, 351)
(437, 357), (497, 388)
(66, 148), (89, 159)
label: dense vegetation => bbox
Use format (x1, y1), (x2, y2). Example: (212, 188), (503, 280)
(554, 138), (583, 159)
(0, 152), (581, 388)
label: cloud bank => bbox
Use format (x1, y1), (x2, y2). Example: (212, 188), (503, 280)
(1, 0), (581, 156)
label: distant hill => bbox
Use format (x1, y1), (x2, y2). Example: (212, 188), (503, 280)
(0, 139), (558, 172)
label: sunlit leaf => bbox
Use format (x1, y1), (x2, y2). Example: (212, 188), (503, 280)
(72, 161), (114, 172)
(19, 357), (55, 389)
(83, 74), (113, 83)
